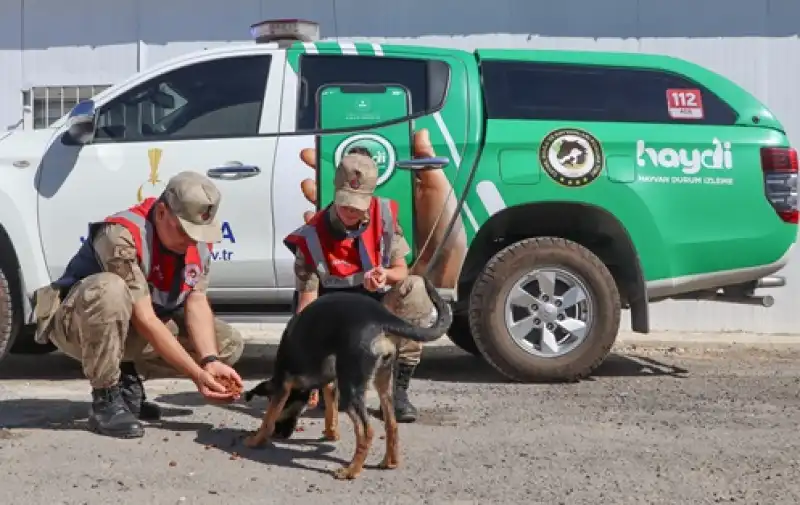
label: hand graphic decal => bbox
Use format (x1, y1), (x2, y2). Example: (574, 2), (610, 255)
(297, 128), (467, 288)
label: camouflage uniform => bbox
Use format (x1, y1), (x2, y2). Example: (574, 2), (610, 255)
(32, 171), (244, 439)
(289, 154), (437, 422)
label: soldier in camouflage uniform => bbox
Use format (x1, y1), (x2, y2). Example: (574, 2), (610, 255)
(284, 153), (437, 423)
(32, 171), (245, 439)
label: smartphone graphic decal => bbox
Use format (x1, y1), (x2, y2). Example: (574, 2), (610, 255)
(315, 83), (415, 258)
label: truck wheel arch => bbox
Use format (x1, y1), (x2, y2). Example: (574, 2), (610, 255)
(0, 223), (25, 359)
(457, 201), (649, 334)
(0, 217), (55, 359)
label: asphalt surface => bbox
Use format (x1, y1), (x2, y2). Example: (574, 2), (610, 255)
(2, 336), (800, 505)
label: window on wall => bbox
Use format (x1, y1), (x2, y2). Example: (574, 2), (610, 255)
(480, 60), (738, 125)
(94, 54), (272, 143)
(296, 54), (451, 131)
(26, 85), (111, 129)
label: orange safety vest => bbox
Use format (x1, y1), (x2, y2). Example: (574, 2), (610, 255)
(284, 197), (398, 289)
(105, 198), (212, 314)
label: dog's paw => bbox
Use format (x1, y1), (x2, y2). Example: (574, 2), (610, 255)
(322, 429), (340, 442)
(333, 466), (360, 480)
(378, 457), (399, 470)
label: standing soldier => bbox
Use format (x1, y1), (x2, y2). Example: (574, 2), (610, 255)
(284, 153), (436, 423)
(32, 171), (245, 439)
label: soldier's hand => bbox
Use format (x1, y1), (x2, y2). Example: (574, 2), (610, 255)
(204, 361), (243, 395)
(363, 269), (385, 292)
(296, 128), (468, 288)
(194, 369), (237, 402)
(371, 266), (388, 286)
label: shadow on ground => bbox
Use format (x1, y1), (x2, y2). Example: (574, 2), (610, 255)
(0, 397), (198, 431)
(0, 343), (689, 384)
(192, 425), (345, 476)
(0, 345), (688, 436)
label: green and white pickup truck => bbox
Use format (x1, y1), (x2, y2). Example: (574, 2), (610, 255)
(0, 19), (795, 382)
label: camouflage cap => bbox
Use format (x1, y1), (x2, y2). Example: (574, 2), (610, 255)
(161, 171), (223, 243)
(333, 153), (377, 211)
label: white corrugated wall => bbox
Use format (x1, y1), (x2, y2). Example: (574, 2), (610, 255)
(1, 0), (798, 333)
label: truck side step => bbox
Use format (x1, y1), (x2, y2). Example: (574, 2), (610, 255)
(215, 312), (293, 325)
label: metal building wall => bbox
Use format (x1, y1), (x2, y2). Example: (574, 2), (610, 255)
(0, 1), (23, 132)
(1, 0), (797, 333)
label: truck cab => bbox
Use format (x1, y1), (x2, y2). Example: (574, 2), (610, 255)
(0, 19), (795, 383)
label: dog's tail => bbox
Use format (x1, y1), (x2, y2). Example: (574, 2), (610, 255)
(380, 275), (453, 342)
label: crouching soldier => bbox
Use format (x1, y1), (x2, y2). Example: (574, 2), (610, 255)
(284, 153), (437, 422)
(32, 171), (245, 439)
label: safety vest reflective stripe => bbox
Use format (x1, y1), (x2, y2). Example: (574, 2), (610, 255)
(109, 209), (155, 277)
(196, 243), (210, 273)
(377, 197), (394, 267)
(299, 197), (396, 289)
(108, 208), (210, 311)
(151, 286), (191, 308)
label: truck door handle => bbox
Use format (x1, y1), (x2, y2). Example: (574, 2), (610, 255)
(207, 164), (261, 180)
(395, 156), (450, 170)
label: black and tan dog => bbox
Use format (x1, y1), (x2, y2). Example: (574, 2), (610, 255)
(242, 275), (452, 480)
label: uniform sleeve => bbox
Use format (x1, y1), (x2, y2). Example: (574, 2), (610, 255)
(293, 249), (320, 292)
(91, 223), (150, 304)
(388, 221), (412, 262)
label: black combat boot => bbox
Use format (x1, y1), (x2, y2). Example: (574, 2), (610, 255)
(119, 362), (162, 421)
(88, 385), (145, 439)
(393, 363), (418, 423)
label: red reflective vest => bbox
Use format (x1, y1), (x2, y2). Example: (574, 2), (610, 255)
(105, 198), (212, 314)
(284, 197), (398, 289)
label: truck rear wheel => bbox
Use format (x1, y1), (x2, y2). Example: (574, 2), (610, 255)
(469, 237), (621, 382)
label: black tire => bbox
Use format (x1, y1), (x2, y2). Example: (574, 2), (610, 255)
(469, 237), (621, 383)
(447, 313), (481, 357)
(0, 266), (18, 363)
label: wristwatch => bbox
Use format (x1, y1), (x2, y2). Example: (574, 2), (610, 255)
(199, 354), (219, 368)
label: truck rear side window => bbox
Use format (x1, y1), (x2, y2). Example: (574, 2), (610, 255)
(296, 55), (450, 131)
(480, 60), (737, 125)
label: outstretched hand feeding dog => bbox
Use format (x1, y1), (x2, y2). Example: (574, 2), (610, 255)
(241, 275), (453, 480)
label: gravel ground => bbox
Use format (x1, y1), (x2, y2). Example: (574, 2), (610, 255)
(2, 337), (800, 505)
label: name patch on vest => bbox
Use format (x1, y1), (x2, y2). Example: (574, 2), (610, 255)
(183, 264), (201, 287)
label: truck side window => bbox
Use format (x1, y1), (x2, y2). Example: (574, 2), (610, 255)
(93, 55), (272, 143)
(480, 61), (737, 125)
(296, 54), (450, 131)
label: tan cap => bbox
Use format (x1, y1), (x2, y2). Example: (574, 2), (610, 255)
(333, 153), (377, 211)
(161, 171), (223, 243)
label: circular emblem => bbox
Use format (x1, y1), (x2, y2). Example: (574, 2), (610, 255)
(200, 205), (213, 221)
(184, 264), (201, 287)
(539, 128), (604, 187)
(334, 133), (396, 186)
(349, 177), (361, 189)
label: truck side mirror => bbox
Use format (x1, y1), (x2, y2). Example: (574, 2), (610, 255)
(66, 100), (97, 145)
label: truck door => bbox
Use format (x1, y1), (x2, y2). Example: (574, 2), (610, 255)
(36, 49), (285, 303)
(272, 42), (481, 293)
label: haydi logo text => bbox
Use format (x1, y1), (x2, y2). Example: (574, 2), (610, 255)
(636, 139), (733, 175)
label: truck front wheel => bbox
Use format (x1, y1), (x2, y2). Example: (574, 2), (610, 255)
(0, 266), (20, 363)
(469, 237), (621, 382)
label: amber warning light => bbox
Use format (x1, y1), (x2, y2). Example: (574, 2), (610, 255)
(250, 19), (320, 43)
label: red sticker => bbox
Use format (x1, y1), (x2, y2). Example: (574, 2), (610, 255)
(666, 88), (704, 120)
